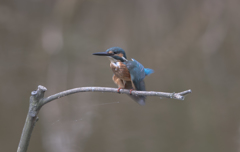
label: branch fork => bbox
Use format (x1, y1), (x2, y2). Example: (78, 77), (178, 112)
(17, 85), (191, 152)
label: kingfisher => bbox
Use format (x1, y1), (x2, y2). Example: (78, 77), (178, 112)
(93, 47), (154, 105)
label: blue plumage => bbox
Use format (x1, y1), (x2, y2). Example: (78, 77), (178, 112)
(124, 58), (153, 91)
(144, 68), (154, 76)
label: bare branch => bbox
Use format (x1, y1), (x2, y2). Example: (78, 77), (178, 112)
(40, 87), (191, 106)
(17, 85), (47, 152)
(17, 85), (191, 152)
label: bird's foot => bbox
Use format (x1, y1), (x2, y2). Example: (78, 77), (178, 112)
(117, 88), (122, 93)
(129, 89), (134, 95)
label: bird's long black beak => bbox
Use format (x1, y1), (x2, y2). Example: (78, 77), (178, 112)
(92, 52), (113, 56)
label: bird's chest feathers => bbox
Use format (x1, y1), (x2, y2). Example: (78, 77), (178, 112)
(110, 62), (131, 81)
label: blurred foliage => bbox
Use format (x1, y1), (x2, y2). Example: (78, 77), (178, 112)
(1, 0), (240, 152)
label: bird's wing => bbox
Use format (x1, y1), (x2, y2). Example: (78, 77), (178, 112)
(132, 79), (146, 91)
(124, 59), (146, 105)
(125, 58), (146, 91)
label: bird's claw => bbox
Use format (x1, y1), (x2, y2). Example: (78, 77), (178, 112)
(129, 89), (134, 95)
(117, 88), (121, 93)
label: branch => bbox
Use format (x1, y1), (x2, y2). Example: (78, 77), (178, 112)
(41, 87), (191, 106)
(17, 85), (191, 152)
(17, 86), (47, 152)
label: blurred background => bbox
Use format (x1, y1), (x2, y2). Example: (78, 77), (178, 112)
(1, 0), (240, 152)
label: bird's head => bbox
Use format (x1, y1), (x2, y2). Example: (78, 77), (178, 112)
(92, 47), (127, 62)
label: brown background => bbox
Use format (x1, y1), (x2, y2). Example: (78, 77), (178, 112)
(1, 0), (240, 152)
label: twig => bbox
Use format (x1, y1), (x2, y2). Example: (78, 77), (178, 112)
(17, 85), (191, 152)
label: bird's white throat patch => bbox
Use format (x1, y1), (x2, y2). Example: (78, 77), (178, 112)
(108, 57), (120, 68)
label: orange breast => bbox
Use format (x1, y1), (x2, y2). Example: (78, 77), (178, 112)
(110, 62), (131, 81)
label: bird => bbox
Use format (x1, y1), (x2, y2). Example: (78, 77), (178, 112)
(92, 47), (154, 105)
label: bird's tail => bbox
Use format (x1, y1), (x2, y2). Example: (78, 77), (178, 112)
(144, 68), (154, 76)
(124, 81), (145, 105)
(128, 95), (145, 105)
